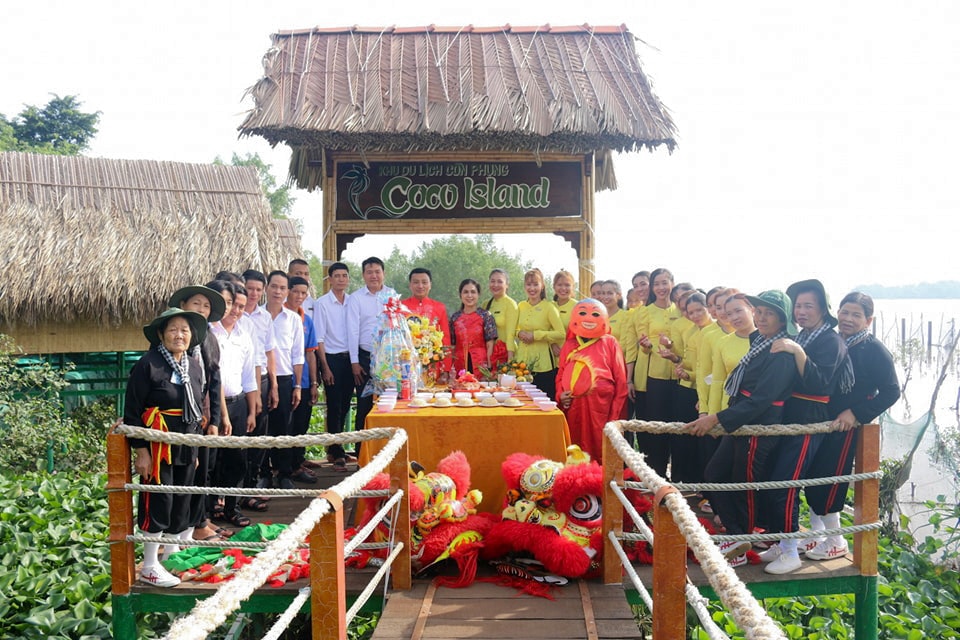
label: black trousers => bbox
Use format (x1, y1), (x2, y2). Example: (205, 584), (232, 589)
(353, 349), (373, 453)
(532, 369), (558, 402)
(323, 352), (354, 460)
(265, 375), (295, 478)
(670, 385), (702, 483)
(704, 435), (778, 536)
(805, 428), (858, 515)
(216, 395), (249, 515)
(139, 461), (197, 533)
(290, 384), (313, 469)
(635, 377), (675, 478)
(245, 375), (271, 489)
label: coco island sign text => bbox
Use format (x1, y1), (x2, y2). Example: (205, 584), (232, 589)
(335, 160), (583, 220)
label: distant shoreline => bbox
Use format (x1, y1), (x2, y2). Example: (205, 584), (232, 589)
(856, 281), (960, 299)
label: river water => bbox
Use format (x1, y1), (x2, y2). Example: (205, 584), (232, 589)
(870, 299), (960, 539)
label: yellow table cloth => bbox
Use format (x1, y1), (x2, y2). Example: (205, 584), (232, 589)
(361, 401), (571, 514)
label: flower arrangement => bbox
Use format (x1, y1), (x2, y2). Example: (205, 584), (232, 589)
(407, 315), (448, 378)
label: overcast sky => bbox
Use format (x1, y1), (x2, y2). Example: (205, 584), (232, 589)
(3, 1), (958, 297)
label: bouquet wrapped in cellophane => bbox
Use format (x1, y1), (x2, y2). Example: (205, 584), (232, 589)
(371, 296), (422, 395)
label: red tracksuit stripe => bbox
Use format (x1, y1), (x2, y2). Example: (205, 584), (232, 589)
(746, 437), (757, 532)
(783, 435), (811, 532)
(825, 430), (856, 509)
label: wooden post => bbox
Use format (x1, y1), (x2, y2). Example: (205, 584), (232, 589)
(652, 490), (687, 639)
(311, 491), (347, 640)
(106, 431), (135, 595)
(853, 423), (880, 640)
(389, 434), (412, 590)
(602, 425), (624, 585)
(853, 423), (879, 575)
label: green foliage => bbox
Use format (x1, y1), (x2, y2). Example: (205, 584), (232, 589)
(382, 234), (532, 310)
(0, 335), (108, 474)
(305, 251), (364, 295)
(215, 152), (295, 219)
(0, 94), (100, 155)
(0, 472), (172, 638)
(688, 502), (960, 639)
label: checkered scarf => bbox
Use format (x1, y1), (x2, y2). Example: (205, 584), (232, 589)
(724, 329), (789, 398)
(796, 323), (855, 394)
(845, 328), (871, 349)
(158, 343), (202, 424)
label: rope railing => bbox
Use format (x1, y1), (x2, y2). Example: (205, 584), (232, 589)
(106, 422), (409, 640)
(262, 587), (312, 640)
(604, 422), (788, 640)
(609, 479), (732, 640)
(614, 418), (840, 437)
(155, 427), (408, 640)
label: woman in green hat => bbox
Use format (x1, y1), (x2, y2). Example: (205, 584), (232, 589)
(125, 307), (208, 588)
(685, 290), (797, 568)
(760, 279), (853, 575)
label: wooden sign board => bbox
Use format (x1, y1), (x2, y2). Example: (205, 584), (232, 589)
(334, 160), (583, 220)
(321, 151), (595, 296)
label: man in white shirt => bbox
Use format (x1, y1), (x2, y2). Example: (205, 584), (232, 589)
(210, 282), (259, 526)
(240, 269), (278, 505)
(260, 270), (304, 491)
(315, 262), (353, 470)
(347, 257), (396, 440)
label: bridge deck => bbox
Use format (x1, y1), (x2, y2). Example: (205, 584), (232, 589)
(371, 579), (642, 640)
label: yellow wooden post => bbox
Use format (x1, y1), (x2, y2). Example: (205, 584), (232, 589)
(652, 488), (687, 639)
(311, 491), (346, 640)
(854, 423), (880, 575)
(106, 431), (135, 595)
(389, 433), (412, 590)
(602, 425), (624, 585)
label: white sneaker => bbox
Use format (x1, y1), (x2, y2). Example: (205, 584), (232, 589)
(800, 537), (822, 554)
(757, 544), (782, 563)
(717, 540), (751, 559)
(764, 553), (802, 575)
(729, 554), (747, 568)
(139, 565), (180, 588)
(806, 539), (849, 561)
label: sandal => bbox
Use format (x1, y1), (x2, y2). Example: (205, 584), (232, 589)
(240, 497), (269, 512)
(211, 506), (227, 523)
(333, 459), (349, 473)
(228, 513), (252, 528)
(215, 527), (234, 538)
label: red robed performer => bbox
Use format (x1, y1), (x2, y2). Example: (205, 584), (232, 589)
(556, 299), (628, 462)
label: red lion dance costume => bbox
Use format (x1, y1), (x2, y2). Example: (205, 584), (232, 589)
(556, 298), (628, 462)
(481, 445), (604, 586)
(349, 450), (495, 587)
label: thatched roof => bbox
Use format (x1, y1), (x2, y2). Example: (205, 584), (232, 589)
(239, 24), (677, 191)
(0, 152), (299, 327)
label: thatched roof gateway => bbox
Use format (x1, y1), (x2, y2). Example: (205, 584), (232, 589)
(239, 24), (677, 191)
(0, 152), (297, 351)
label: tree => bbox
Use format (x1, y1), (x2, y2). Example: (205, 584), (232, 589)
(215, 152), (295, 219)
(380, 235), (532, 311)
(0, 94), (100, 155)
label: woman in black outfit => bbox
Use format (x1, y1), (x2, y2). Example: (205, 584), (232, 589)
(685, 290), (797, 568)
(804, 292), (899, 560)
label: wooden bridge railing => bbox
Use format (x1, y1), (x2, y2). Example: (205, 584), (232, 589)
(601, 422), (881, 640)
(106, 427), (411, 640)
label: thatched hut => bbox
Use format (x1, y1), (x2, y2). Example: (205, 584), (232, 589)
(238, 24), (676, 288)
(0, 151), (299, 355)
(240, 23), (676, 191)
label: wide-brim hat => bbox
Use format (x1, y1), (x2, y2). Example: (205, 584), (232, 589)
(745, 290), (797, 336)
(168, 285), (226, 322)
(143, 307), (208, 349)
(786, 279), (837, 328)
